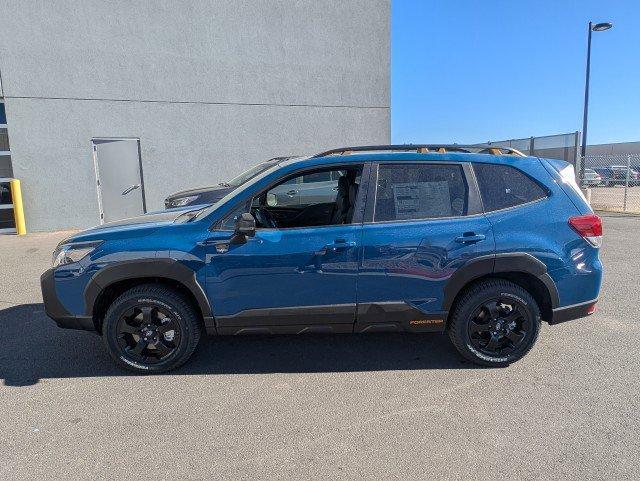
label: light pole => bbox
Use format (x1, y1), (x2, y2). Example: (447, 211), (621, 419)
(580, 21), (612, 186)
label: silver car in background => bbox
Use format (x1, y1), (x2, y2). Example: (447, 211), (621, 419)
(267, 170), (343, 207)
(583, 168), (602, 187)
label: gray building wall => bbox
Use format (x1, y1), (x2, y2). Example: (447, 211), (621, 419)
(586, 141), (640, 155)
(0, 0), (390, 231)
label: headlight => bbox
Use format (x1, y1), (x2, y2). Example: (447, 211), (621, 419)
(52, 241), (103, 268)
(169, 195), (198, 207)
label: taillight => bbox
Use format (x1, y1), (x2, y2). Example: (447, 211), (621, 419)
(569, 214), (603, 247)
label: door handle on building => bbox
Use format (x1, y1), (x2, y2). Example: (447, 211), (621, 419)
(122, 184), (140, 195)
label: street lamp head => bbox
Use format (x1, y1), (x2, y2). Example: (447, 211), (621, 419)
(592, 22), (613, 32)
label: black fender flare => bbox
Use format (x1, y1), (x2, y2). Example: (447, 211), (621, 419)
(83, 258), (212, 319)
(442, 253), (559, 311)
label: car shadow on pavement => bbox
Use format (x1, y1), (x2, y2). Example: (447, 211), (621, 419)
(1, 303), (481, 386)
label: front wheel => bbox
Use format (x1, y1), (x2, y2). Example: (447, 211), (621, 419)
(102, 284), (202, 373)
(448, 279), (541, 367)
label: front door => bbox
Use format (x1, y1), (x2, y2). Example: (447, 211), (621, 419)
(204, 164), (367, 335)
(206, 225), (361, 334)
(92, 138), (146, 223)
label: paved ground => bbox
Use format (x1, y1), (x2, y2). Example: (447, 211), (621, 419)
(589, 185), (640, 214)
(1, 217), (639, 480)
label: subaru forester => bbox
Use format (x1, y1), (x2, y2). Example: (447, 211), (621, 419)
(41, 145), (603, 372)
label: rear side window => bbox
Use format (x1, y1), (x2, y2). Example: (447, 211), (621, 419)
(474, 163), (547, 212)
(374, 164), (468, 221)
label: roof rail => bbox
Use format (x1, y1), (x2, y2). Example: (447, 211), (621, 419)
(312, 144), (526, 158)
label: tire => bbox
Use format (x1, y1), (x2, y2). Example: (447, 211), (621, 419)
(102, 284), (202, 373)
(448, 279), (541, 367)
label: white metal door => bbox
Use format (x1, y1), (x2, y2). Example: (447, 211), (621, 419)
(92, 138), (146, 223)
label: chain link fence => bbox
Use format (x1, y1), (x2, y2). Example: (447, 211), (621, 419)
(484, 132), (580, 167)
(481, 133), (640, 214)
(580, 154), (640, 214)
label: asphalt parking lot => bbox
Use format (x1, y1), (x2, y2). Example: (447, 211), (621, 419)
(1, 216), (639, 480)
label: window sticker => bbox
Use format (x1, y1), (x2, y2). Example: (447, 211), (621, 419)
(392, 181), (452, 219)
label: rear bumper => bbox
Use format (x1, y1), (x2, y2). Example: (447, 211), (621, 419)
(40, 269), (95, 332)
(549, 299), (598, 325)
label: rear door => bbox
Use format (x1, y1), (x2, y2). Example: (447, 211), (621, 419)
(356, 162), (494, 332)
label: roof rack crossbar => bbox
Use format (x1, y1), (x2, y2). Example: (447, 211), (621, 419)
(312, 144), (525, 158)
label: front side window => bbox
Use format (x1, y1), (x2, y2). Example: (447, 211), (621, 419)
(253, 166), (363, 229)
(301, 171), (332, 184)
(374, 164), (468, 222)
(474, 163), (547, 212)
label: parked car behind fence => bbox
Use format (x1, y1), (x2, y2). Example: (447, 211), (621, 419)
(584, 154), (640, 214)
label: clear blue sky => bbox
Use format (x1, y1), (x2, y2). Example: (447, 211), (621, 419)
(391, 0), (640, 145)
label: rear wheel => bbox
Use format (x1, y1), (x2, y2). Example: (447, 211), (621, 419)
(102, 284), (202, 373)
(448, 279), (541, 367)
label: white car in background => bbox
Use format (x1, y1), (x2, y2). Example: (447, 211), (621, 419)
(583, 168), (602, 187)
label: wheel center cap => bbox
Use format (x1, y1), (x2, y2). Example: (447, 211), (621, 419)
(141, 326), (155, 338)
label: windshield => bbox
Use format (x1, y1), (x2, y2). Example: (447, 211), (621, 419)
(227, 162), (275, 187)
(191, 161), (282, 221)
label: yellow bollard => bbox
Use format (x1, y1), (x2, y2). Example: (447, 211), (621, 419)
(9, 179), (26, 235)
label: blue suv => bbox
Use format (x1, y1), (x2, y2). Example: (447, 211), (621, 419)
(41, 145), (603, 372)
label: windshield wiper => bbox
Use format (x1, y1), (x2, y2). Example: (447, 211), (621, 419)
(218, 182), (231, 187)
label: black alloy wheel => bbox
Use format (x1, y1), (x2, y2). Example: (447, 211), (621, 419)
(116, 305), (182, 364)
(467, 299), (530, 357)
(102, 284), (202, 373)
(448, 279), (541, 367)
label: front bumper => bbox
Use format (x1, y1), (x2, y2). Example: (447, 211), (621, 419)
(549, 299), (598, 325)
(40, 268), (95, 332)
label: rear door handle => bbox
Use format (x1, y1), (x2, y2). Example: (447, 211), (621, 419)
(455, 234), (486, 244)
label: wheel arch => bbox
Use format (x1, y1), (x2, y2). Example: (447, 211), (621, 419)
(84, 259), (213, 333)
(443, 253), (559, 324)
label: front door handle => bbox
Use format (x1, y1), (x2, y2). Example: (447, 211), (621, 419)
(324, 239), (357, 252)
(286, 190), (298, 197)
(122, 184), (140, 195)
(455, 233), (486, 244)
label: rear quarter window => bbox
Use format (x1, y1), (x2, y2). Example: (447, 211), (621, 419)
(474, 163), (547, 212)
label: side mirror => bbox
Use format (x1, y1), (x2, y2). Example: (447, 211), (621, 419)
(233, 212), (256, 239)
